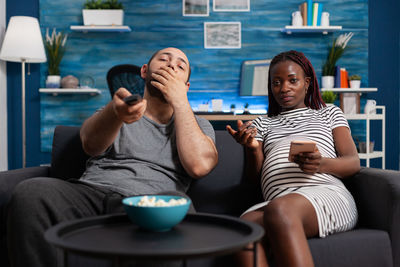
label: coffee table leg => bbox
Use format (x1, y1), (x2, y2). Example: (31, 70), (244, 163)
(253, 241), (258, 267)
(113, 256), (121, 267)
(63, 250), (68, 267)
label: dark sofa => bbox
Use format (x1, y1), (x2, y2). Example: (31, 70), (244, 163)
(1, 125), (399, 267)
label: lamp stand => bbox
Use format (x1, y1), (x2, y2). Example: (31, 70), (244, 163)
(21, 59), (26, 168)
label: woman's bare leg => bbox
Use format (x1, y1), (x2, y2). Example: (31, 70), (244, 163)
(236, 210), (269, 267)
(263, 193), (319, 267)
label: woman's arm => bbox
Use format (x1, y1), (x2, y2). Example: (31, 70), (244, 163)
(295, 126), (360, 178)
(227, 120), (264, 183)
(319, 126), (360, 178)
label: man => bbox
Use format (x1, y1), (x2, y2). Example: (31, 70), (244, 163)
(7, 47), (218, 267)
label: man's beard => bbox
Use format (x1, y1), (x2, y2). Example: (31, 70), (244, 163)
(145, 74), (168, 103)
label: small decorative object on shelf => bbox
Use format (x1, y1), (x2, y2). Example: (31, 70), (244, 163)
(364, 99), (377, 114)
(61, 75), (79, 88)
(44, 28), (68, 88)
(79, 75), (95, 88)
(198, 102), (209, 112)
(321, 32), (353, 88)
(349, 74), (361, 89)
(82, 0), (124, 26)
(211, 99), (223, 112)
(230, 104), (236, 113)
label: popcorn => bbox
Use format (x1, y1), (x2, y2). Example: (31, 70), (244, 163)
(130, 196), (188, 207)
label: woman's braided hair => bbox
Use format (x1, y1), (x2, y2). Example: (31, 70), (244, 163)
(267, 50), (325, 116)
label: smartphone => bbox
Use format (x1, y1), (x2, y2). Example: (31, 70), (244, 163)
(288, 140), (317, 162)
(123, 94), (142, 106)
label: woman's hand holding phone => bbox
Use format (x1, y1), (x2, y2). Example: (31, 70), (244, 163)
(289, 140), (322, 174)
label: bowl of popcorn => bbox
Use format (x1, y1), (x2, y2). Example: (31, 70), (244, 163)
(122, 195), (191, 232)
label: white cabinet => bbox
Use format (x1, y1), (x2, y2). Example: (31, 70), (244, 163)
(345, 105), (385, 169)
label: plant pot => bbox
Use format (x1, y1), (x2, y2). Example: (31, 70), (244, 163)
(82, 9), (124, 26)
(321, 76), (334, 89)
(46, 75), (61, 88)
(350, 80), (361, 89)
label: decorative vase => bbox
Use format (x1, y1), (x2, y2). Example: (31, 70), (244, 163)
(321, 76), (335, 89)
(46, 75), (61, 88)
(61, 75), (79, 88)
(82, 9), (124, 26)
(350, 80), (361, 89)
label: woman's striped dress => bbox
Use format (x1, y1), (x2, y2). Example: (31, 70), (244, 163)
(245, 105), (358, 238)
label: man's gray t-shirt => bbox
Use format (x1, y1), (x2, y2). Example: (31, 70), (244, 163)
(79, 115), (215, 196)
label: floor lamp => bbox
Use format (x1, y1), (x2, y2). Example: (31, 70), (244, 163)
(0, 16), (46, 168)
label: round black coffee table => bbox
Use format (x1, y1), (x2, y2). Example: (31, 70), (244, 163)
(45, 212), (264, 267)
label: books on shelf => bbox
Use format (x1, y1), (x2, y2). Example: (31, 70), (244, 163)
(300, 1), (323, 26)
(334, 66), (341, 88)
(299, 2), (307, 26)
(307, 0), (313, 26)
(340, 68), (349, 88)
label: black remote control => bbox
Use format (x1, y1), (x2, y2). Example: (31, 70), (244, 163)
(123, 94), (142, 105)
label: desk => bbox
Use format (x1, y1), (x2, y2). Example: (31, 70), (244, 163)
(45, 213), (264, 267)
(196, 114), (264, 121)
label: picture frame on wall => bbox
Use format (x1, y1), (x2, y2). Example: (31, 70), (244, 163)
(204, 22), (241, 49)
(213, 0), (250, 12)
(183, 0), (209, 16)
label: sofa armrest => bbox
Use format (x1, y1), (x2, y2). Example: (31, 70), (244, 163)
(0, 166), (50, 207)
(345, 167), (400, 266)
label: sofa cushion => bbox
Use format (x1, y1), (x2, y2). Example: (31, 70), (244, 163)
(309, 229), (392, 267)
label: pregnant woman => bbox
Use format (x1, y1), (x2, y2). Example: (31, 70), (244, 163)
(227, 50), (360, 267)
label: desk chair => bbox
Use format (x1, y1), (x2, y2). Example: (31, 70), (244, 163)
(106, 64), (145, 98)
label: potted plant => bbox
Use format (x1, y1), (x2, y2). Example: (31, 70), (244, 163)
(321, 90), (337, 105)
(83, 0), (124, 26)
(44, 28), (68, 88)
(321, 32), (354, 88)
(230, 104), (236, 113)
(243, 103), (250, 114)
(349, 74), (361, 89)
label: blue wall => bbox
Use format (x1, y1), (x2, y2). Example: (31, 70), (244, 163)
(5, 0), (400, 170)
(38, 0), (368, 151)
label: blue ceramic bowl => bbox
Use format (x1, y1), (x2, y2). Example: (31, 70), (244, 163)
(122, 195), (191, 232)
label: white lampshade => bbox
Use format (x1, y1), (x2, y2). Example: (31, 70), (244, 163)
(0, 16), (46, 63)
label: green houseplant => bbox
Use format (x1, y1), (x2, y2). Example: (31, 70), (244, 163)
(321, 32), (354, 88)
(82, 0), (124, 26)
(44, 28), (68, 88)
(84, 0), (123, 9)
(349, 74), (362, 88)
(321, 90), (337, 104)
(349, 74), (361, 81)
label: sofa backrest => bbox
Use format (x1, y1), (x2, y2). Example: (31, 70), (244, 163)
(50, 126), (262, 216)
(50, 126), (89, 179)
(187, 131), (262, 216)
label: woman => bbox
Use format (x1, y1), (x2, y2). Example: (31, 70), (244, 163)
(227, 50), (360, 267)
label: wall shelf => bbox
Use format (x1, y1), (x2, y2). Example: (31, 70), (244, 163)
(39, 88), (101, 96)
(321, 88), (378, 93)
(282, 25), (342, 35)
(70, 25), (131, 32)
